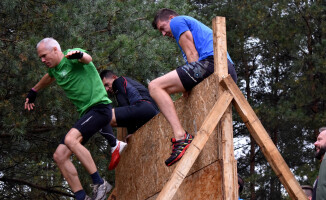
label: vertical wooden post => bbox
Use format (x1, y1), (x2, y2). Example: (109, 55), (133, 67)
(117, 127), (128, 142)
(212, 16), (238, 200)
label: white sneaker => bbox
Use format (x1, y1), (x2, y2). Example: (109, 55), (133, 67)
(108, 141), (127, 170)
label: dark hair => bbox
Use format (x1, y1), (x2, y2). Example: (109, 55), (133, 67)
(238, 175), (244, 193)
(152, 8), (179, 29)
(100, 70), (116, 80)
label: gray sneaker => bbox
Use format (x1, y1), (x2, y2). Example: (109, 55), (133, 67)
(90, 179), (112, 200)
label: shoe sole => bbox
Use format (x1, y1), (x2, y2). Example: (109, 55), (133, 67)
(166, 143), (191, 166)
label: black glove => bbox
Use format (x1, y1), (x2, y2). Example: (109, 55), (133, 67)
(67, 51), (84, 59)
(26, 89), (37, 103)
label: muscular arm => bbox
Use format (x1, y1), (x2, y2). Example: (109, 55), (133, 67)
(178, 30), (199, 63)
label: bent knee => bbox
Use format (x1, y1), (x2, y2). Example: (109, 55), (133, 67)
(148, 80), (161, 95)
(53, 151), (65, 164)
(64, 134), (79, 148)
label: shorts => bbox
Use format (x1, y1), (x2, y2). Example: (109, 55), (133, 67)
(176, 56), (237, 91)
(61, 104), (112, 145)
(115, 100), (159, 134)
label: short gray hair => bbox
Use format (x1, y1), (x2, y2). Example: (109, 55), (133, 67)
(36, 38), (61, 51)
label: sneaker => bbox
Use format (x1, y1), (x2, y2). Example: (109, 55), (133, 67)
(90, 179), (112, 200)
(108, 140), (127, 170)
(165, 132), (194, 166)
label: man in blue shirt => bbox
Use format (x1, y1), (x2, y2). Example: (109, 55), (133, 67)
(149, 8), (237, 166)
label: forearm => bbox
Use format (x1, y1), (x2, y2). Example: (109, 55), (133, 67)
(79, 52), (92, 64)
(32, 73), (55, 92)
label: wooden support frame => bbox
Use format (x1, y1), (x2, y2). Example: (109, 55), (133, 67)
(221, 76), (307, 200)
(156, 16), (307, 200)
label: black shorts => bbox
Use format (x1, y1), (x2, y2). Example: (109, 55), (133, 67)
(61, 104), (112, 145)
(115, 101), (159, 134)
(176, 56), (237, 91)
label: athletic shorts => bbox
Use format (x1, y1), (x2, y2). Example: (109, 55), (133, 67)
(60, 104), (112, 145)
(176, 56), (237, 91)
(115, 100), (159, 134)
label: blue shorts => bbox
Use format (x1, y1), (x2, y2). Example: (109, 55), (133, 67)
(176, 56), (237, 91)
(61, 104), (112, 145)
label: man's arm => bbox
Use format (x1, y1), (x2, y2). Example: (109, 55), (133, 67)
(178, 30), (199, 63)
(112, 77), (130, 106)
(24, 73), (55, 110)
(65, 50), (92, 64)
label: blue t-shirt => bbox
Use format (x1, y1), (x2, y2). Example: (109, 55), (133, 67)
(170, 16), (233, 64)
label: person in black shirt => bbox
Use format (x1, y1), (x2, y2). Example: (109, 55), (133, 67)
(100, 70), (159, 135)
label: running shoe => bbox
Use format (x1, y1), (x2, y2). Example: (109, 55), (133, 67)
(165, 132), (194, 166)
(108, 140), (127, 170)
(90, 179), (112, 200)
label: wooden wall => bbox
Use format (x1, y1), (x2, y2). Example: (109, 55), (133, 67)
(115, 74), (223, 199)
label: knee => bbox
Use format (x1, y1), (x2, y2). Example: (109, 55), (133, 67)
(64, 134), (78, 149)
(148, 80), (160, 95)
(53, 150), (65, 165)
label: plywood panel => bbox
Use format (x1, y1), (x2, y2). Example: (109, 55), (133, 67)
(147, 162), (222, 200)
(115, 74), (222, 199)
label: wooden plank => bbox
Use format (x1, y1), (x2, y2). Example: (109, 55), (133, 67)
(213, 16), (238, 200)
(221, 75), (308, 200)
(147, 162), (223, 200)
(115, 75), (223, 200)
(213, 16), (228, 78)
(116, 127), (128, 142)
(156, 90), (234, 200)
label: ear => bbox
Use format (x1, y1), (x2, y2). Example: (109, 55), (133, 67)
(113, 75), (118, 79)
(169, 15), (175, 20)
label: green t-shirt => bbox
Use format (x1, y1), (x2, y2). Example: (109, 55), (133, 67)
(48, 48), (111, 117)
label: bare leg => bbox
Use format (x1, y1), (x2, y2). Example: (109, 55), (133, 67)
(148, 70), (186, 140)
(110, 108), (118, 127)
(64, 128), (97, 174)
(53, 144), (83, 192)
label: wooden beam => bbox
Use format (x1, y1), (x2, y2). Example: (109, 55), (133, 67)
(156, 90), (234, 200)
(221, 75), (308, 200)
(213, 17), (228, 77)
(213, 16), (238, 200)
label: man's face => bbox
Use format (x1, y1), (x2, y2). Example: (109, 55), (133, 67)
(314, 131), (326, 160)
(37, 43), (60, 68)
(102, 77), (115, 93)
(156, 17), (173, 38)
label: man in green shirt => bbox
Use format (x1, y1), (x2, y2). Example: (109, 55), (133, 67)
(24, 38), (126, 200)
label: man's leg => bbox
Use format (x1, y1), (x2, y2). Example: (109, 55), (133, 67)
(110, 108), (118, 127)
(149, 70), (194, 166)
(64, 128), (112, 199)
(64, 128), (98, 174)
(148, 70), (186, 140)
(53, 144), (83, 193)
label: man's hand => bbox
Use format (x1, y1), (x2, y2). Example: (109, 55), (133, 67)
(25, 89), (37, 111)
(65, 51), (84, 59)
